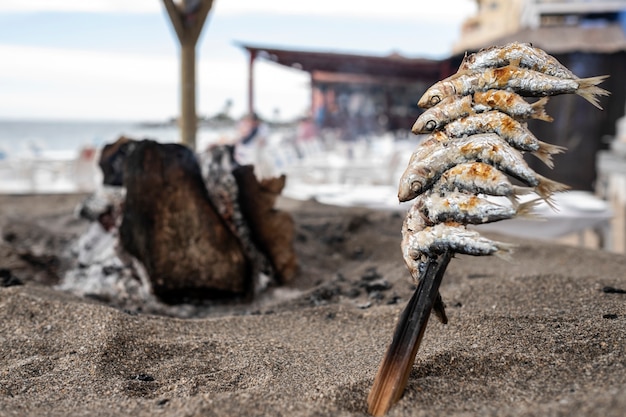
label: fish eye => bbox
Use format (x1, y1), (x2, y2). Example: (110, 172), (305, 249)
(424, 120), (436, 131)
(430, 95), (441, 106)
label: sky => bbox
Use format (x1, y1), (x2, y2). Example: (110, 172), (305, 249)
(0, 0), (477, 122)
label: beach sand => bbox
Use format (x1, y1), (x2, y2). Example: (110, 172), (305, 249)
(1, 193), (625, 416)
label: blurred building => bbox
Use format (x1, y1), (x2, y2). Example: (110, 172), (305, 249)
(453, 0), (526, 54)
(455, 0), (626, 53)
(451, 0), (626, 191)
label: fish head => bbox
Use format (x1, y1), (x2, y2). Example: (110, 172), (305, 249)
(417, 84), (447, 109)
(398, 167), (433, 202)
(412, 112), (438, 134)
(398, 175), (419, 202)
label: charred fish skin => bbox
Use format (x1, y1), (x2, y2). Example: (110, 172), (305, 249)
(433, 162), (528, 202)
(442, 110), (565, 167)
(472, 90), (553, 122)
(459, 42), (578, 79)
(444, 110), (540, 152)
(416, 190), (537, 225)
(403, 217), (515, 260)
(418, 66), (609, 110)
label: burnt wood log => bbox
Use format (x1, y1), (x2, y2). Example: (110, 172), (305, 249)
(119, 140), (250, 302)
(233, 166), (297, 284)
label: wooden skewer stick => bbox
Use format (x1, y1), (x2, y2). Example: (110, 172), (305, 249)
(367, 251), (452, 416)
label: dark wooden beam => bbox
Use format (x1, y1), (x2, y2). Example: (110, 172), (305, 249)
(162, 0), (214, 149)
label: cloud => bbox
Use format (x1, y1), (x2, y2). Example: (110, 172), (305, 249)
(0, 44), (178, 120)
(0, 0), (159, 14)
(0, 0), (477, 23)
(216, 0), (477, 23)
(0, 44), (176, 85)
(0, 43), (309, 121)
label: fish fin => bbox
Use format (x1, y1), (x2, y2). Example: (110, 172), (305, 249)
(515, 198), (543, 219)
(535, 175), (570, 210)
(507, 194), (521, 207)
(494, 241), (516, 262)
(577, 75), (611, 110)
(506, 186), (532, 206)
(533, 141), (567, 168)
(458, 51), (469, 71)
(530, 97), (553, 122)
(512, 185), (533, 196)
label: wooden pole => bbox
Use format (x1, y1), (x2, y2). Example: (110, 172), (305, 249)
(162, 0), (214, 149)
(181, 43), (196, 147)
(248, 50), (257, 116)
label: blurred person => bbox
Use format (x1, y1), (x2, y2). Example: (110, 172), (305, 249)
(233, 113), (274, 179)
(294, 115), (319, 159)
(75, 144), (98, 192)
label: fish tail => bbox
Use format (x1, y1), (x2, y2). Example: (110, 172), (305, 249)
(512, 185), (533, 196)
(533, 141), (567, 168)
(515, 198), (543, 219)
(577, 75), (610, 110)
(507, 185), (534, 206)
(535, 175), (570, 210)
(494, 241), (516, 262)
(507, 194), (520, 207)
(530, 97), (553, 122)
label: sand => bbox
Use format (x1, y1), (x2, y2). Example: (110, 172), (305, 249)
(1, 193), (625, 416)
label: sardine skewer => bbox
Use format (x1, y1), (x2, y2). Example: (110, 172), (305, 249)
(371, 42), (608, 417)
(367, 251), (452, 417)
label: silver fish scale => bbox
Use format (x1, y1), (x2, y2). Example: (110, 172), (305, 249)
(444, 112), (540, 152)
(461, 42), (577, 79)
(417, 191), (516, 225)
(406, 222), (509, 258)
(506, 72), (580, 97)
(434, 162), (517, 198)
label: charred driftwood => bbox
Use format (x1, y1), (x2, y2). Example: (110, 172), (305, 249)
(233, 166), (297, 284)
(119, 140), (251, 302)
(199, 145), (299, 292)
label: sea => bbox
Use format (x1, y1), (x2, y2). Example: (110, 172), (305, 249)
(0, 118), (412, 211)
(0, 119), (233, 158)
(0, 119), (233, 193)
